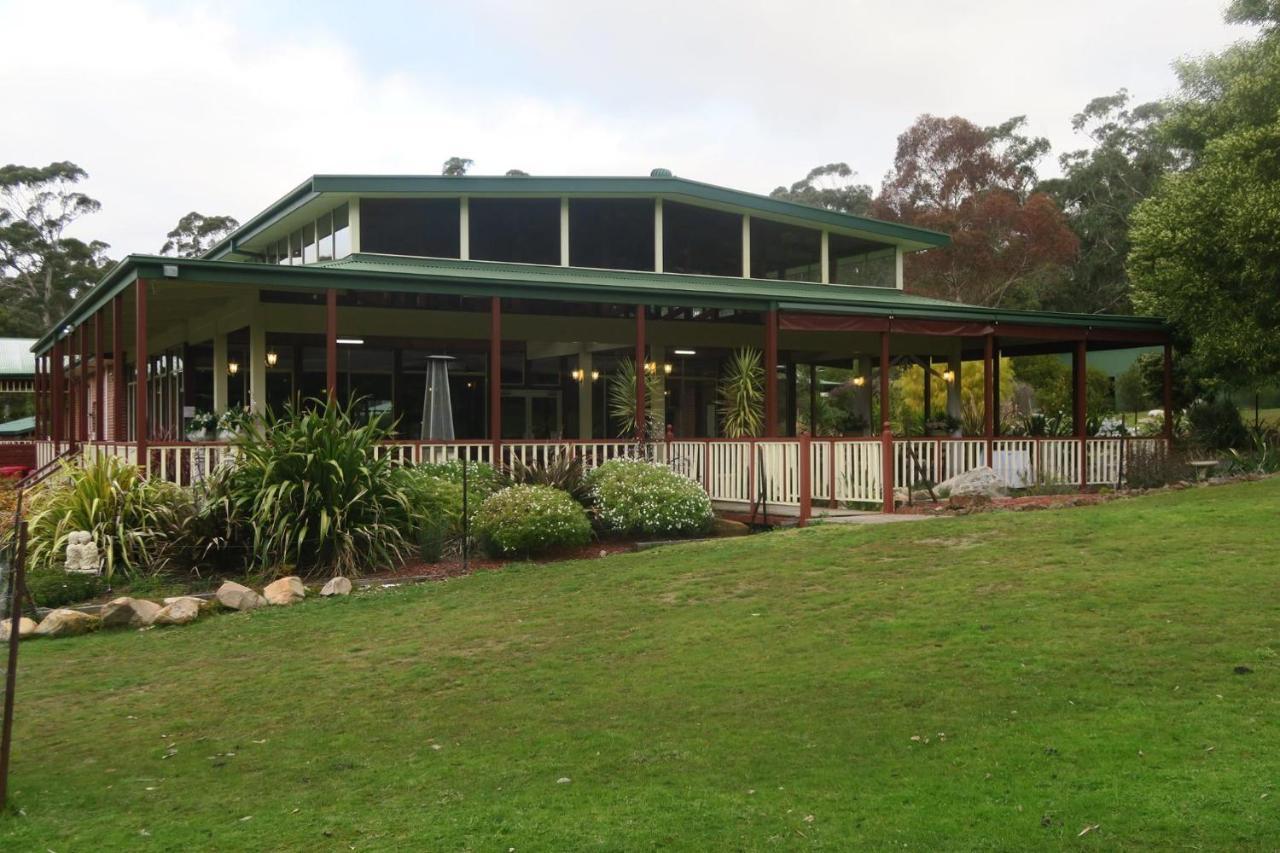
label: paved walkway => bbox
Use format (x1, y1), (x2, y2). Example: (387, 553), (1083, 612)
(820, 512), (937, 525)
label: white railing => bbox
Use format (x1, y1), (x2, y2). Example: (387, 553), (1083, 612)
(38, 435), (1171, 514)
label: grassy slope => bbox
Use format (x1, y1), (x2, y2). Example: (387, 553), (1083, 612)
(3, 480), (1278, 851)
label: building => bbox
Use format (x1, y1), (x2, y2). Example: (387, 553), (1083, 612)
(29, 171), (1173, 517)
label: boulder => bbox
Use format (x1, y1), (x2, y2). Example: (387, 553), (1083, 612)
(319, 576), (353, 597)
(34, 608), (99, 638)
(99, 596), (163, 629)
(216, 581), (267, 611)
(936, 466), (1007, 499)
(163, 595), (210, 610)
(153, 597), (201, 626)
(893, 486), (910, 505)
(0, 616), (38, 641)
(709, 518), (751, 538)
(263, 576), (306, 606)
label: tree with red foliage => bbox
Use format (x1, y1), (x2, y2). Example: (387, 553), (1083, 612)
(872, 115), (1078, 308)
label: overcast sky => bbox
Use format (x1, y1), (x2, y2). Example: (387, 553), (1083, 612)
(0, 0), (1252, 256)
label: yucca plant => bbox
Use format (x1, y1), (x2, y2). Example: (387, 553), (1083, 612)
(508, 453), (591, 504)
(214, 397), (413, 578)
(716, 347), (764, 438)
(25, 454), (194, 583)
(608, 356), (664, 440)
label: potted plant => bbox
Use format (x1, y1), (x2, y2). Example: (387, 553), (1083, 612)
(216, 406), (252, 441)
(186, 410), (217, 441)
(925, 413), (961, 437)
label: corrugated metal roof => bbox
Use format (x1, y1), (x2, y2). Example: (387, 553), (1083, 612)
(0, 415), (34, 436)
(0, 338), (36, 375)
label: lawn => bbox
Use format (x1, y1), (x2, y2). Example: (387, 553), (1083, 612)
(3, 480), (1278, 850)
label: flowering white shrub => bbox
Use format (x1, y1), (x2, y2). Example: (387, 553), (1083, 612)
(472, 484), (591, 557)
(1094, 417), (1130, 437)
(587, 459), (713, 538)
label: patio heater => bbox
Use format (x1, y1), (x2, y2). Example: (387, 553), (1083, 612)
(421, 355), (456, 440)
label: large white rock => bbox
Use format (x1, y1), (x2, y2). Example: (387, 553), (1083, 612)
(216, 581), (267, 611)
(319, 576), (352, 597)
(163, 595), (210, 610)
(34, 608), (99, 638)
(64, 533), (102, 575)
(99, 596), (163, 628)
(264, 576), (306, 606)
(153, 597), (201, 626)
(936, 466), (1007, 499)
(0, 616), (38, 641)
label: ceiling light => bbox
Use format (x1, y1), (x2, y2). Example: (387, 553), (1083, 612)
(336, 338), (364, 345)
(674, 349), (696, 356)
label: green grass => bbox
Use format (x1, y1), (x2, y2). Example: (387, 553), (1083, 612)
(3, 480), (1279, 850)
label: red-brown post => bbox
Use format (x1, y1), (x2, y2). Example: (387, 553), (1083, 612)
(325, 288), (338, 399)
(135, 279), (149, 462)
(51, 340), (65, 443)
(880, 330), (894, 514)
(76, 323), (88, 444)
(1074, 339), (1088, 490)
(635, 304), (646, 441)
(1162, 342), (1174, 442)
(798, 434), (812, 527)
(489, 296), (502, 451)
(763, 307), (778, 437)
(112, 294), (126, 441)
(94, 310), (105, 440)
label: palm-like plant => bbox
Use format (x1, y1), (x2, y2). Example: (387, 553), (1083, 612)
(608, 356), (664, 440)
(717, 347), (765, 438)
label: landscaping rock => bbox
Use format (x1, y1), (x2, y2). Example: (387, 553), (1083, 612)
(320, 576), (353, 597)
(163, 595), (210, 610)
(936, 466), (1007, 499)
(216, 581), (267, 611)
(893, 486), (910, 505)
(710, 518), (751, 538)
(153, 597), (201, 626)
(99, 596), (163, 628)
(0, 616), (38, 641)
(34, 608), (99, 638)
(264, 576), (306, 606)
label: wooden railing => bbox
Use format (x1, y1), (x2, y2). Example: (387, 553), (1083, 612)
(34, 435), (1171, 518)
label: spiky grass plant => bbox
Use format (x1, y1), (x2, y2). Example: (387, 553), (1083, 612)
(25, 454), (194, 583)
(717, 347), (765, 438)
(607, 356), (664, 440)
(216, 397), (413, 578)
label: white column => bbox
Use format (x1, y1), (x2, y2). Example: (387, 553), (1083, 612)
(577, 344), (593, 439)
(895, 246), (905, 290)
(741, 214), (751, 278)
(212, 328), (227, 413)
(820, 231), (830, 283)
(654, 198), (664, 273)
(560, 197), (570, 267)
(249, 312), (266, 416)
(348, 198), (361, 254)
(947, 349), (962, 419)
(459, 197), (470, 260)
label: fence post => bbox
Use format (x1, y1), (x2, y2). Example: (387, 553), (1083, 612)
(1, 520), (29, 807)
(798, 436), (811, 527)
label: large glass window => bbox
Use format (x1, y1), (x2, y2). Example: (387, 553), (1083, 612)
(469, 198), (559, 265)
(333, 203), (351, 259)
(662, 201), (741, 277)
(569, 198), (654, 271)
(303, 222), (317, 264)
(316, 211), (333, 262)
(289, 230), (302, 265)
(360, 198), (459, 258)
(750, 218), (822, 282)
(829, 233), (896, 288)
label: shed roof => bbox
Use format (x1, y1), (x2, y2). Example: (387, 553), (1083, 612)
(0, 338), (36, 375)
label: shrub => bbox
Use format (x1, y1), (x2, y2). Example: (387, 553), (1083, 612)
(1186, 397), (1248, 451)
(415, 459), (504, 499)
(24, 568), (104, 608)
(214, 397), (412, 577)
(587, 459), (713, 538)
(472, 484), (591, 558)
(25, 455), (195, 582)
(392, 466), (466, 562)
(507, 454), (590, 504)
(1124, 445), (1193, 489)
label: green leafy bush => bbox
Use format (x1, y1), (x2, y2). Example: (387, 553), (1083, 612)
(213, 397), (412, 577)
(25, 455), (195, 582)
(392, 466), (466, 562)
(587, 459), (713, 538)
(24, 568), (104, 608)
(1186, 397), (1248, 451)
(415, 459), (503, 499)
(472, 484), (591, 558)
(507, 454), (590, 504)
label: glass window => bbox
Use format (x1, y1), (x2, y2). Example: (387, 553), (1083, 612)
(829, 234), (895, 288)
(569, 199), (654, 271)
(289, 229), (303, 265)
(277, 238), (289, 265)
(316, 212), (333, 262)
(360, 198), (459, 257)
(333, 203), (351, 258)
(469, 198), (559, 265)
(662, 201), (741, 277)
(303, 223), (317, 264)
(750, 218), (822, 282)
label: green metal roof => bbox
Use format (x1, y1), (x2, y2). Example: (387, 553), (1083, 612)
(32, 253), (1166, 353)
(206, 173), (951, 260)
(0, 415), (34, 436)
(0, 338), (36, 375)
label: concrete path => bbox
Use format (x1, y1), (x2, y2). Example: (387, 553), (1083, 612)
(820, 512), (937, 525)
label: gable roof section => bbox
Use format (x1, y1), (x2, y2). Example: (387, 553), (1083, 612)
(205, 173), (951, 260)
(33, 253), (1166, 353)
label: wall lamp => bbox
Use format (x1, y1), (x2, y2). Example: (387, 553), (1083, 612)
(227, 360), (240, 376)
(265, 349), (279, 368)
(942, 369), (956, 384)
(571, 368), (600, 382)
(852, 375), (866, 387)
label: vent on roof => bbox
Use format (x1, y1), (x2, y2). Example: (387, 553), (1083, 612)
(649, 168), (673, 177)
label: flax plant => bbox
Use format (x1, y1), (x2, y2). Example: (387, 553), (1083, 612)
(717, 347), (765, 438)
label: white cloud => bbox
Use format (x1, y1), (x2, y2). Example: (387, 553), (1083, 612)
(0, 0), (1248, 258)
